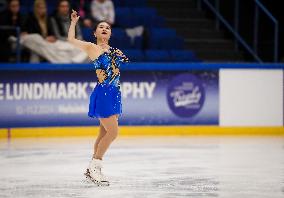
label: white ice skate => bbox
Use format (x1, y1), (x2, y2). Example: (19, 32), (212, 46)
(84, 159), (110, 186)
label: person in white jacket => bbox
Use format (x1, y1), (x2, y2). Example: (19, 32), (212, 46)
(19, 0), (88, 63)
(84, 0), (115, 28)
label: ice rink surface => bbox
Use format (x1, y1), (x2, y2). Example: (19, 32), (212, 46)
(0, 136), (284, 198)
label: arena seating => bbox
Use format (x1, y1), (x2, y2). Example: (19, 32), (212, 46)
(16, 0), (199, 62)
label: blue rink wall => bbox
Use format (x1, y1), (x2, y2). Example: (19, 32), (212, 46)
(0, 63), (283, 128)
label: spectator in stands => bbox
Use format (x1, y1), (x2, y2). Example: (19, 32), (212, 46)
(51, 0), (83, 41)
(0, 0), (7, 12)
(20, 0), (56, 62)
(0, 0), (25, 62)
(22, 0), (56, 43)
(83, 0), (115, 28)
(0, 0), (24, 27)
(19, 0), (88, 63)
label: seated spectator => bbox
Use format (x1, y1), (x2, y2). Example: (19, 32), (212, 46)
(51, 0), (83, 41)
(0, 0), (25, 62)
(83, 0), (115, 28)
(0, 0), (7, 12)
(0, 0), (23, 26)
(22, 0), (56, 43)
(19, 0), (88, 63)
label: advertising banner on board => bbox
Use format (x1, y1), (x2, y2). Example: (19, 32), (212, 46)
(0, 69), (219, 127)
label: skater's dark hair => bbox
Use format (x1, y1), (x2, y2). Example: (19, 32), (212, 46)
(93, 21), (112, 32)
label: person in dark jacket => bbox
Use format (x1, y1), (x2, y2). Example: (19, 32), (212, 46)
(19, 0), (88, 63)
(0, 0), (25, 62)
(22, 0), (56, 42)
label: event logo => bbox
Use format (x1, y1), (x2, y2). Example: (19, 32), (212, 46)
(167, 73), (205, 117)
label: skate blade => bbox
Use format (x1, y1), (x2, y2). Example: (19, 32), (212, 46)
(84, 172), (110, 186)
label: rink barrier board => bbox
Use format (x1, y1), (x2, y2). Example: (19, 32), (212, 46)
(0, 63), (283, 132)
(0, 128), (8, 138)
(0, 126), (283, 138)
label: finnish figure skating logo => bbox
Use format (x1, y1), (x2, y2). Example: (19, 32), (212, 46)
(167, 73), (205, 117)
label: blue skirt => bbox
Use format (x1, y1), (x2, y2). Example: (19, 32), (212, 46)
(88, 84), (122, 118)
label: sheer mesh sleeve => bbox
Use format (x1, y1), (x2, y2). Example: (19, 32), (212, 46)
(93, 60), (100, 70)
(114, 48), (130, 63)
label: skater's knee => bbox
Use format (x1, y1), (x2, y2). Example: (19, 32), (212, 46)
(106, 129), (118, 140)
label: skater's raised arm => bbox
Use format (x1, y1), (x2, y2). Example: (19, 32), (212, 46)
(68, 10), (98, 58)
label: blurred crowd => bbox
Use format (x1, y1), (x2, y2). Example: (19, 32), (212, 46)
(0, 0), (120, 63)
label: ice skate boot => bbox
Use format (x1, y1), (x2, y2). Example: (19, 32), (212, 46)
(84, 159), (110, 186)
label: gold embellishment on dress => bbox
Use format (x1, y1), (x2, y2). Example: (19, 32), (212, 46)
(111, 59), (120, 78)
(107, 47), (129, 84)
(115, 49), (123, 56)
(114, 48), (129, 63)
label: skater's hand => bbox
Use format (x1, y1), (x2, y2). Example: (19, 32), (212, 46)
(97, 69), (107, 83)
(71, 9), (80, 24)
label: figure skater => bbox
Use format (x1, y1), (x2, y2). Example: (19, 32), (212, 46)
(68, 9), (129, 186)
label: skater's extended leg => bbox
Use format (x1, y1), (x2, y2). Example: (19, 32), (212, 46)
(93, 124), (107, 158)
(86, 115), (118, 185)
(94, 115), (119, 160)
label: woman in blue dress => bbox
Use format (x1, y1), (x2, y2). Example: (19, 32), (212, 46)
(68, 10), (128, 186)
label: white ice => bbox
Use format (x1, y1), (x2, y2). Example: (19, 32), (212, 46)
(0, 136), (284, 198)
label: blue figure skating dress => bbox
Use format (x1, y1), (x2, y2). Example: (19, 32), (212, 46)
(88, 47), (129, 118)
